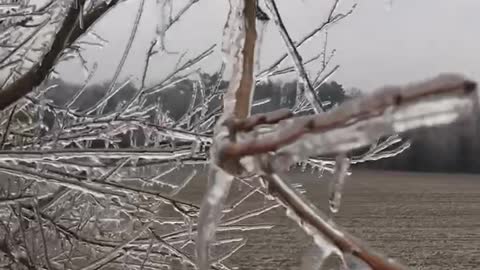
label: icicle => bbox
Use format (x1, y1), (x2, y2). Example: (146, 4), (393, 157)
(195, 167), (234, 270)
(36, 99), (49, 143)
(78, 0), (84, 29)
(190, 140), (198, 156)
(129, 131), (135, 147)
(255, 17), (268, 73)
(301, 161), (308, 172)
(201, 103), (208, 118)
(220, 0), (247, 117)
(317, 166), (325, 178)
(156, 0), (171, 50)
(186, 215), (193, 241)
(328, 154), (350, 214)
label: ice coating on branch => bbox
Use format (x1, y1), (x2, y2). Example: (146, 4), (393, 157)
(0, 1), (277, 269)
(221, 0), (246, 117)
(280, 96), (473, 160)
(196, 2), (246, 269)
(288, 207), (341, 270)
(268, 173), (343, 269)
(255, 18), (268, 73)
(156, 0), (170, 50)
(77, 0), (84, 29)
(272, 74), (477, 164)
(344, 253), (374, 270)
(328, 155), (350, 214)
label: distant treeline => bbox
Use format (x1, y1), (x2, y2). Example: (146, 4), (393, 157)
(44, 74), (351, 123)
(44, 75), (480, 174)
(360, 117), (480, 174)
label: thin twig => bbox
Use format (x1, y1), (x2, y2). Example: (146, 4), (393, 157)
(264, 0), (325, 113)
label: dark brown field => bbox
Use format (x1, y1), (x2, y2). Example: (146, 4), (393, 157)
(208, 170), (480, 270)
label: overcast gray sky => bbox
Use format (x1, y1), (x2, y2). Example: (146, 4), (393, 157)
(58, 0), (480, 92)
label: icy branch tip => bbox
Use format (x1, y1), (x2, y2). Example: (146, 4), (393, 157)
(374, 73), (477, 100)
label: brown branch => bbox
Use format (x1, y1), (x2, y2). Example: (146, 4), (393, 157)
(222, 74), (477, 158)
(234, 0), (257, 119)
(195, 2), (258, 269)
(263, 173), (406, 270)
(225, 108), (293, 133)
(0, 0), (120, 111)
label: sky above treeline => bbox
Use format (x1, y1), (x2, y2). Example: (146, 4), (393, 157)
(58, 0), (480, 92)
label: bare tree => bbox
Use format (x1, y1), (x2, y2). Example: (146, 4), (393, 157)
(0, 0), (477, 269)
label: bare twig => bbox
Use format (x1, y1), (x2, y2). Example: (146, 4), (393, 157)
(257, 0), (356, 79)
(264, 0), (325, 113)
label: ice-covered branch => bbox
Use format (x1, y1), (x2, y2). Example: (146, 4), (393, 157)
(222, 74), (477, 162)
(262, 173), (406, 270)
(264, 0), (325, 113)
(257, 0), (356, 80)
(0, 0), (121, 111)
(200, 73), (478, 269)
(196, 1), (258, 269)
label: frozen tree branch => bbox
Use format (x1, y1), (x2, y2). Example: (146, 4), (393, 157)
(0, 1), (477, 269)
(206, 73), (477, 269)
(196, 1), (258, 269)
(221, 74), (477, 160)
(262, 173), (406, 270)
(264, 0), (325, 113)
(0, 0), (120, 111)
(257, 0), (356, 80)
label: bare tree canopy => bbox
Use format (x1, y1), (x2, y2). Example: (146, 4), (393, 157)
(0, 0), (477, 269)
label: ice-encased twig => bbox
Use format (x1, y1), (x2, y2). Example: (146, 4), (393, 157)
(86, 0), (145, 115)
(328, 154), (350, 214)
(257, 0), (356, 80)
(264, 0), (325, 113)
(0, 148), (194, 161)
(0, 0), (122, 111)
